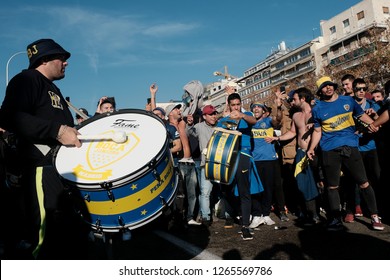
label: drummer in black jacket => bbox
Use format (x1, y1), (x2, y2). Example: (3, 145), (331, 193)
(0, 39), (88, 259)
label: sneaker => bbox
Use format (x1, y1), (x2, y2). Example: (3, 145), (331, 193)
(313, 216), (322, 224)
(355, 205), (363, 217)
(344, 213), (355, 223)
(303, 216), (322, 226)
(241, 227), (253, 240)
(249, 216), (264, 228)
(280, 212), (289, 222)
(326, 218), (344, 231)
(263, 216), (276, 225)
(224, 217), (234, 229)
(188, 219), (201, 226)
(371, 216), (384, 231)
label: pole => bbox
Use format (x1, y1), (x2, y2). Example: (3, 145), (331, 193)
(6, 51), (26, 86)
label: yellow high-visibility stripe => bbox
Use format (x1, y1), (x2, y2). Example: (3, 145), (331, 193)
(32, 167), (46, 259)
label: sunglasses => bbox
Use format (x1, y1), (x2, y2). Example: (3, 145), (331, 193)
(183, 96), (193, 104)
(354, 86), (368, 92)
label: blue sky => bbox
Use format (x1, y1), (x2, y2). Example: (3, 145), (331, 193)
(0, 0), (361, 115)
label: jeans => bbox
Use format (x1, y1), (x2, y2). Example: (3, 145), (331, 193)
(178, 163), (198, 221)
(199, 167), (213, 220)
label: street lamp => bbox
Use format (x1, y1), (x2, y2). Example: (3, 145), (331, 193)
(6, 51), (26, 86)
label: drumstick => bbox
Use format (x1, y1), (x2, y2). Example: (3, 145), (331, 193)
(65, 99), (89, 120)
(77, 131), (127, 143)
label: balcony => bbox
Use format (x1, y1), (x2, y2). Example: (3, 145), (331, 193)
(329, 44), (375, 66)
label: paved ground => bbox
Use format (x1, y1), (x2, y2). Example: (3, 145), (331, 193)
(86, 212), (390, 260)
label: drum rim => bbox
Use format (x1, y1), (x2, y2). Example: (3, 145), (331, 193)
(86, 173), (179, 232)
(53, 108), (170, 188)
(75, 108), (166, 129)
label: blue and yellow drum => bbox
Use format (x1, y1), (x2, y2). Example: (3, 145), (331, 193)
(53, 109), (177, 232)
(205, 127), (241, 185)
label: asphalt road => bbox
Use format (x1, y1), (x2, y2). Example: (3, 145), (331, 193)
(87, 212), (390, 260)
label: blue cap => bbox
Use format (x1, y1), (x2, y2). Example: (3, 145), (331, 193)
(287, 90), (295, 102)
(250, 102), (267, 111)
(153, 107), (166, 116)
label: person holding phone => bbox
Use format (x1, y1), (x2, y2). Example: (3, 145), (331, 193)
(146, 97), (152, 111)
(147, 83), (158, 112)
(95, 96), (116, 115)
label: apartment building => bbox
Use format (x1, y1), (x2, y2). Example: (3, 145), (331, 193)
(317, 0), (390, 72)
(213, 0), (390, 110)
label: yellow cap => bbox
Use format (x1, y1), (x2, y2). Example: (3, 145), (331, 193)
(316, 76), (338, 94)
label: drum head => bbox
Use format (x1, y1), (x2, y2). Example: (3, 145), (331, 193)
(54, 109), (168, 187)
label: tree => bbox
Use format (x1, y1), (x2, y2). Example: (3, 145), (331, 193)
(321, 19), (390, 92)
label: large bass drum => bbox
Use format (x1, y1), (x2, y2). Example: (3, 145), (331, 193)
(53, 109), (177, 233)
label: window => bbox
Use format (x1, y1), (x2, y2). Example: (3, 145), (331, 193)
(357, 11), (365, 20)
(330, 26), (336, 34)
(343, 19), (351, 34)
(383, 6), (389, 14)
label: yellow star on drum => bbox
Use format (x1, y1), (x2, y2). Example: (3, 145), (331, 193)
(141, 209), (147, 215)
(130, 184), (137, 190)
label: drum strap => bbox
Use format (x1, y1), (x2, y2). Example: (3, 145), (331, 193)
(34, 144), (51, 156)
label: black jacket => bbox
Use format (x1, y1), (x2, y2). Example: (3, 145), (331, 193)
(0, 69), (73, 165)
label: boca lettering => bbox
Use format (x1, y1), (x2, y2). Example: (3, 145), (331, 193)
(95, 142), (125, 152)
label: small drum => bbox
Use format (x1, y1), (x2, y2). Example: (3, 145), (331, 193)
(53, 109), (177, 233)
(205, 127), (241, 185)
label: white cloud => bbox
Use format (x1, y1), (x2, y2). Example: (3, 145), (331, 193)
(142, 22), (199, 37)
(2, 5), (202, 71)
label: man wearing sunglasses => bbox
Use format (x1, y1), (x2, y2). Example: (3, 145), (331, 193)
(352, 78), (380, 122)
(351, 78), (382, 222)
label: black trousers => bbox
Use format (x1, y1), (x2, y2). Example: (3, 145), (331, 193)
(14, 165), (89, 259)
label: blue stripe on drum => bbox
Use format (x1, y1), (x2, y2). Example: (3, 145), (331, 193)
(205, 130), (239, 185)
(220, 132), (235, 183)
(88, 173), (177, 229)
(206, 131), (221, 181)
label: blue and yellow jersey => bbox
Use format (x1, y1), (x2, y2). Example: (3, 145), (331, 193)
(312, 95), (363, 151)
(357, 99), (379, 152)
(217, 111), (253, 152)
(251, 117), (278, 161)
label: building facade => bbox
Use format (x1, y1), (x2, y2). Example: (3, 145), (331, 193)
(204, 0), (389, 111)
